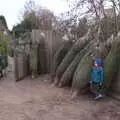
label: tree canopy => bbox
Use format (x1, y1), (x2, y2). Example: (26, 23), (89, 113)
(12, 0), (55, 38)
(0, 15), (7, 28)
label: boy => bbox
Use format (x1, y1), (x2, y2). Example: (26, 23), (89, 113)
(89, 58), (104, 100)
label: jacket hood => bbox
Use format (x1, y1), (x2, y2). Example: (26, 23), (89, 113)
(95, 58), (103, 66)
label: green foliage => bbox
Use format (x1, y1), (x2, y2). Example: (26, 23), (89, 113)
(53, 40), (73, 74)
(104, 42), (120, 90)
(55, 38), (90, 85)
(0, 15), (7, 28)
(12, 5), (54, 38)
(0, 32), (9, 54)
(55, 41), (82, 79)
(12, 15), (39, 38)
(54, 29), (93, 86)
(72, 51), (92, 93)
(59, 41), (92, 87)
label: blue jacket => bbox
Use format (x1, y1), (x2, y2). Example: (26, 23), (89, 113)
(90, 66), (104, 83)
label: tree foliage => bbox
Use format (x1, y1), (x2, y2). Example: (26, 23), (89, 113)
(0, 15), (7, 28)
(0, 32), (9, 54)
(12, 0), (56, 38)
(12, 12), (39, 38)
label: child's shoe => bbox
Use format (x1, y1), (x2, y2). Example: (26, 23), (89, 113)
(94, 94), (103, 100)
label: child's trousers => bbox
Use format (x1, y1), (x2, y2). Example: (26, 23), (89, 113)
(90, 82), (104, 96)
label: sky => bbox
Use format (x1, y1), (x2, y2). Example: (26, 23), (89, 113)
(0, 0), (69, 30)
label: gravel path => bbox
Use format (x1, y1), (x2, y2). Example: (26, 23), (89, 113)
(0, 72), (119, 120)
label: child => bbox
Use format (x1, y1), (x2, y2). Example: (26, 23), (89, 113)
(89, 58), (104, 100)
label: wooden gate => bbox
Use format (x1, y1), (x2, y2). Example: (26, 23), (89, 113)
(14, 51), (29, 81)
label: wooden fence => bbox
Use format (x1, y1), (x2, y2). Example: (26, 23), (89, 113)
(14, 29), (63, 81)
(14, 51), (29, 81)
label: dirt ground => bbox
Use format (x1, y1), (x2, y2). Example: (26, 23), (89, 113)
(0, 72), (119, 120)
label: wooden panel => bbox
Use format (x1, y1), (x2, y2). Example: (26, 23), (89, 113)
(14, 52), (29, 81)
